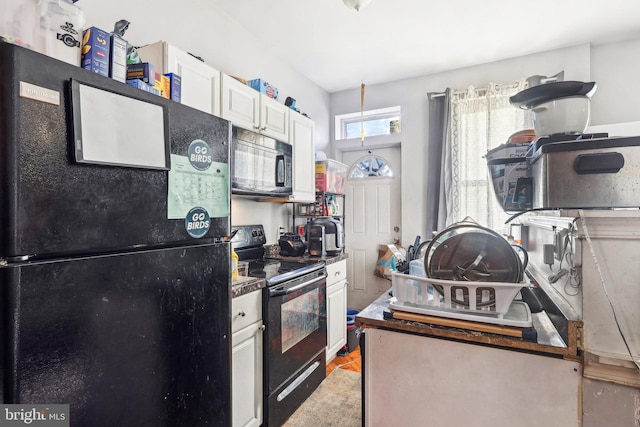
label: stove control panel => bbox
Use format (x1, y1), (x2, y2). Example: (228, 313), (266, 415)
(231, 224), (267, 250)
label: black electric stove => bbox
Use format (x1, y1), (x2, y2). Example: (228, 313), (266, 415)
(231, 224), (323, 284)
(232, 224), (327, 426)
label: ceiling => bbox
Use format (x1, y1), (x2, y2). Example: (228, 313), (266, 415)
(208, 0), (640, 93)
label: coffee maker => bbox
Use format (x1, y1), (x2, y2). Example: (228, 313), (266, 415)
(307, 217), (344, 256)
(307, 224), (326, 257)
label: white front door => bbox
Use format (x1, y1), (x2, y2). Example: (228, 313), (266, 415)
(340, 147), (401, 310)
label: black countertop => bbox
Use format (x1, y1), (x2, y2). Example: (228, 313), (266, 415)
(231, 252), (348, 298)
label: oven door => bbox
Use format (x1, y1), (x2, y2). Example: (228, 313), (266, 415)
(265, 269), (327, 394)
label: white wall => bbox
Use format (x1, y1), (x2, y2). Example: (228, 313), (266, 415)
(80, 1), (331, 240)
(78, 2), (640, 245)
(331, 40), (640, 246)
(591, 38), (640, 125)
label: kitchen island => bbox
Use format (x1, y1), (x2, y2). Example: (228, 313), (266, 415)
(356, 291), (583, 427)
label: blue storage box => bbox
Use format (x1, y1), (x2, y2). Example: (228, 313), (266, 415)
(248, 78), (279, 101)
(126, 79), (160, 96)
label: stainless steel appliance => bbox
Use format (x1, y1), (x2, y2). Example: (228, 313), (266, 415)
(231, 126), (293, 197)
(307, 223), (326, 257)
(486, 132), (640, 212)
(232, 225), (327, 427)
(529, 134), (640, 209)
(308, 217), (344, 256)
(0, 42), (231, 426)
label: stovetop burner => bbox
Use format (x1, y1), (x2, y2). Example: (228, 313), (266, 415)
(232, 224), (324, 285)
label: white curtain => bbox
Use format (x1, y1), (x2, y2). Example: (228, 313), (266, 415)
(445, 80), (532, 233)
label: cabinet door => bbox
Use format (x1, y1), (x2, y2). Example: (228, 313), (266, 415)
(232, 320), (263, 427)
(165, 45), (221, 116)
(221, 73), (259, 131)
(326, 278), (347, 362)
(289, 113), (316, 203)
(260, 95), (289, 141)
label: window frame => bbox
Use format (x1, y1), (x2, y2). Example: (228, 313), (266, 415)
(348, 154), (394, 180)
(335, 106), (401, 140)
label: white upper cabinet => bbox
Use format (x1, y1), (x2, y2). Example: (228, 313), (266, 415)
(221, 73), (289, 141)
(136, 41), (221, 116)
(221, 73), (259, 130)
(260, 96), (289, 141)
(289, 112), (316, 203)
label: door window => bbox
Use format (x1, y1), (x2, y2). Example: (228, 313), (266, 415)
(349, 155), (394, 179)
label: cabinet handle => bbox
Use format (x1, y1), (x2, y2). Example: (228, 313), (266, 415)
(238, 311), (246, 317)
(335, 271), (341, 276)
(261, 126), (267, 131)
(260, 325), (266, 332)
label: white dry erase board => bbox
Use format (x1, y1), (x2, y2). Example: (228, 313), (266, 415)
(71, 79), (170, 170)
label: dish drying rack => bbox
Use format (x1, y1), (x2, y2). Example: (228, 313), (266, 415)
(389, 272), (532, 327)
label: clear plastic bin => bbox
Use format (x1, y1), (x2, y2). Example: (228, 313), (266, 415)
(315, 159), (347, 194)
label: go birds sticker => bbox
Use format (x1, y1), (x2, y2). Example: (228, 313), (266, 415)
(188, 140), (213, 171)
(185, 207), (210, 238)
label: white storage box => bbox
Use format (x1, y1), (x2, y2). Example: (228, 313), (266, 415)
(391, 272), (525, 317)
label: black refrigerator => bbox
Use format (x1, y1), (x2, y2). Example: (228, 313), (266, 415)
(0, 41), (232, 426)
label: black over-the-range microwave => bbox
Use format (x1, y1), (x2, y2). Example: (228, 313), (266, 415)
(230, 126), (293, 197)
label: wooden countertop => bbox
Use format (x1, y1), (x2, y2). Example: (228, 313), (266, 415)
(356, 291), (582, 361)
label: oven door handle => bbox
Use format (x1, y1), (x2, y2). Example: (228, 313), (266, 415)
(269, 274), (327, 297)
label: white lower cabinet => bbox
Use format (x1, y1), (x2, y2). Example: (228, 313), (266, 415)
(232, 290), (263, 427)
(326, 260), (347, 363)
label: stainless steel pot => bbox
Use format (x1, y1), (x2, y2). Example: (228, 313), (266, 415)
(424, 217), (527, 283)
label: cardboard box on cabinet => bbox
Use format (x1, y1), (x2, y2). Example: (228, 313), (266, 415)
(126, 62), (155, 84)
(248, 78), (279, 100)
(81, 26), (110, 77)
(165, 73), (181, 102)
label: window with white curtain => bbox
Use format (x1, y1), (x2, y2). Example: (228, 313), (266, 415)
(449, 80), (532, 233)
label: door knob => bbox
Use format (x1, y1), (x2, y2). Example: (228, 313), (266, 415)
(393, 226), (400, 232)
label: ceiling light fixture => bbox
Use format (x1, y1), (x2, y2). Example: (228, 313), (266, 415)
(343, 0), (371, 12)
